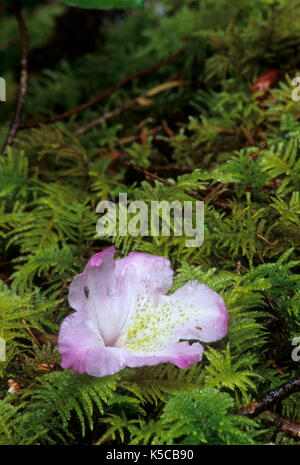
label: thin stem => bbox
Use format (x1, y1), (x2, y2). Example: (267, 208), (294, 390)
(1, 1), (28, 157)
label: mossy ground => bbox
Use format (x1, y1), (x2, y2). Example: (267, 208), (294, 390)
(0, 0), (299, 445)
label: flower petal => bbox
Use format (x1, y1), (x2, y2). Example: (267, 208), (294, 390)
(68, 246), (116, 312)
(115, 252), (174, 299)
(169, 280), (229, 343)
(120, 280), (228, 353)
(123, 341), (204, 369)
(67, 248), (174, 347)
(58, 312), (126, 377)
(68, 246), (126, 346)
(58, 310), (203, 375)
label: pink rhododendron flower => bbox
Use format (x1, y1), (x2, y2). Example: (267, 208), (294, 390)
(58, 246), (229, 377)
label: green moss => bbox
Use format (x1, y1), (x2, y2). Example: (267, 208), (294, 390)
(0, 0), (299, 445)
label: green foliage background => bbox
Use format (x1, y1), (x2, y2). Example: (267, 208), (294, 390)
(60, 0), (144, 9)
(0, 0), (299, 445)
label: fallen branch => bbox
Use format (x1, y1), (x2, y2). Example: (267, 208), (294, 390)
(21, 49), (185, 129)
(203, 182), (224, 202)
(1, 1), (28, 157)
(261, 410), (300, 441)
(127, 161), (174, 184)
(74, 100), (135, 137)
(21, 318), (42, 349)
(237, 376), (300, 417)
(73, 79), (185, 137)
(126, 162), (232, 209)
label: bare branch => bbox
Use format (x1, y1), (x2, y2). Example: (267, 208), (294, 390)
(73, 100), (135, 137)
(21, 49), (185, 129)
(237, 377), (300, 417)
(126, 162), (232, 209)
(261, 411), (300, 441)
(1, 1), (28, 157)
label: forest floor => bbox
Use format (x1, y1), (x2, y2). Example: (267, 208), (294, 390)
(0, 0), (299, 445)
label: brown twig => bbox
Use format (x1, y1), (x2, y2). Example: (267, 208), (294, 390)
(73, 79), (185, 137)
(118, 125), (162, 145)
(237, 376), (300, 417)
(162, 119), (175, 137)
(242, 127), (256, 146)
(250, 142), (268, 160)
(126, 162), (232, 209)
(126, 161), (205, 201)
(148, 164), (190, 174)
(126, 143), (266, 209)
(261, 290), (291, 338)
(21, 49), (185, 129)
(256, 233), (279, 247)
(203, 182), (224, 202)
(261, 410), (300, 441)
(126, 161), (174, 187)
(21, 318), (42, 349)
(73, 100), (135, 137)
(1, 1), (28, 157)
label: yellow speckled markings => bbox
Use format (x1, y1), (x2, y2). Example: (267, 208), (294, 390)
(117, 292), (200, 353)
